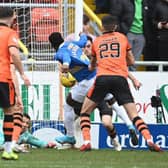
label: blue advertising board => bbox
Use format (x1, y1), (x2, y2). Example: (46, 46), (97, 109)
(98, 123), (168, 150)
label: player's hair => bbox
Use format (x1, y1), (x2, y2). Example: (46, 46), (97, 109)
(101, 15), (118, 32)
(48, 32), (64, 51)
(23, 113), (31, 120)
(86, 35), (93, 43)
(0, 7), (14, 19)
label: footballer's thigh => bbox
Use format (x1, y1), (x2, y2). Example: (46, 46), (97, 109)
(70, 77), (95, 103)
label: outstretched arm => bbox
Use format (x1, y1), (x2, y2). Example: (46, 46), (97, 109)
(128, 72), (142, 90)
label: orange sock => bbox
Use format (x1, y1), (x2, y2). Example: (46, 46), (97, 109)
(133, 116), (152, 141)
(3, 114), (13, 142)
(12, 112), (23, 142)
(80, 113), (91, 141)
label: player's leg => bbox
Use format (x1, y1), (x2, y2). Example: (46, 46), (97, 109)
(55, 78), (93, 146)
(98, 100), (122, 151)
(80, 97), (97, 151)
(55, 101), (77, 145)
(114, 77), (162, 152)
(11, 104), (23, 149)
(104, 93), (138, 146)
(0, 82), (18, 160)
(102, 115), (122, 151)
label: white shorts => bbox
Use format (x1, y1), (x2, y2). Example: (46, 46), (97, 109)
(70, 77), (96, 103)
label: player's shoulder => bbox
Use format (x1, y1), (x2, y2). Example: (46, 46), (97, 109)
(0, 26), (14, 34)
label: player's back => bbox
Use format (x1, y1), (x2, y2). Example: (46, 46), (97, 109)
(0, 25), (17, 82)
(92, 32), (131, 78)
(55, 41), (96, 82)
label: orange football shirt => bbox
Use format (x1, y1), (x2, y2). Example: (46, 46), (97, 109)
(0, 24), (19, 82)
(92, 32), (131, 78)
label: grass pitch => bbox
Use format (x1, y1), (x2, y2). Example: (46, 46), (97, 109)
(0, 148), (167, 168)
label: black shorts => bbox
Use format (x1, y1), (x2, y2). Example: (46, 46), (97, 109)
(97, 100), (113, 118)
(0, 81), (15, 108)
(88, 75), (134, 105)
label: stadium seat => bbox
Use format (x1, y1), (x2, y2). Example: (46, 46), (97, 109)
(30, 7), (60, 70)
(31, 7), (60, 43)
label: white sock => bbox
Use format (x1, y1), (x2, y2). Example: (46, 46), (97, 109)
(84, 140), (90, 145)
(147, 139), (153, 144)
(4, 142), (12, 153)
(64, 102), (76, 137)
(11, 140), (17, 149)
(112, 102), (133, 126)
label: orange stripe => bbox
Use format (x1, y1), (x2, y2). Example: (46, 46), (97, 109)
(138, 125), (148, 131)
(82, 127), (91, 141)
(134, 119), (143, 127)
(81, 116), (90, 121)
(4, 122), (13, 128)
(14, 120), (22, 125)
(3, 131), (13, 135)
(87, 82), (96, 98)
(9, 81), (15, 105)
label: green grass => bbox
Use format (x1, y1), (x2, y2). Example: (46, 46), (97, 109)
(0, 149), (167, 168)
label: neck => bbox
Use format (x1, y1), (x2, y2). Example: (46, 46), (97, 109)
(0, 20), (10, 27)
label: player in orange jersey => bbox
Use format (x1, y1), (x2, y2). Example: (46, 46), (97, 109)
(79, 15), (162, 152)
(0, 7), (31, 160)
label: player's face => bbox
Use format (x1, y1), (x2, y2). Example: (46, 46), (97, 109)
(83, 22), (90, 33)
(84, 40), (92, 58)
(22, 116), (30, 132)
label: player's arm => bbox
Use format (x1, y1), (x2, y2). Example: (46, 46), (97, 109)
(128, 72), (142, 90)
(9, 46), (31, 87)
(72, 33), (87, 48)
(89, 56), (97, 71)
(10, 64), (23, 111)
(89, 42), (97, 71)
(60, 50), (71, 73)
(126, 50), (135, 66)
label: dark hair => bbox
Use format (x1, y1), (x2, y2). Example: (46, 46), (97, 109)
(0, 7), (14, 19)
(87, 35), (93, 43)
(102, 15), (118, 32)
(48, 32), (64, 51)
(23, 113), (31, 120)
(83, 14), (90, 25)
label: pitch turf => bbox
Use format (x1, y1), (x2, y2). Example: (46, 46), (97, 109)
(0, 148), (167, 168)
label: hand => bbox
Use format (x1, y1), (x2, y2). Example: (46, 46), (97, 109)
(61, 64), (69, 73)
(132, 79), (142, 90)
(47, 142), (56, 148)
(21, 74), (31, 86)
(15, 96), (24, 112)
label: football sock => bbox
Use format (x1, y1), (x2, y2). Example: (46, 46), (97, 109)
(107, 126), (117, 139)
(80, 113), (91, 142)
(12, 112), (23, 142)
(3, 114), (13, 152)
(64, 102), (76, 137)
(112, 102), (133, 126)
(133, 116), (152, 141)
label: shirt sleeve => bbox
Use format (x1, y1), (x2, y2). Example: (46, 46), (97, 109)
(26, 132), (48, 148)
(55, 49), (71, 66)
(8, 31), (19, 48)
(72, 34), (87, 48)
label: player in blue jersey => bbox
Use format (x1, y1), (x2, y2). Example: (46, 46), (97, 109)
(49, 32), (122, 151)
